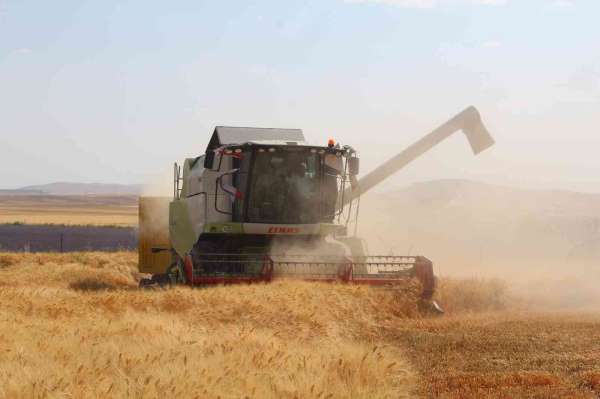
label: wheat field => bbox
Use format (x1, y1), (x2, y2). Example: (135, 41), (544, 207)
(0, 252), (416, 399)
(1, 252), (599, 398)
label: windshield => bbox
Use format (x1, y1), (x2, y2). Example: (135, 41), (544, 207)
(247, 148), (323, 224)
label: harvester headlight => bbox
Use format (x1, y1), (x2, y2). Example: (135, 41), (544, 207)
(258, 148), (265, 152)
(234, 149), (242, 153)
(224, 149), (233, 154)
(268, 148), (276, 152)
(318, 150), (325, 154)
(310, 148), (317, 153)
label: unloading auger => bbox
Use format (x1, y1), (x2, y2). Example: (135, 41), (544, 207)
(138, 106), (494, 311)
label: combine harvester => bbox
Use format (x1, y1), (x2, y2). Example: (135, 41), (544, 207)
(139, 106), (494, 311)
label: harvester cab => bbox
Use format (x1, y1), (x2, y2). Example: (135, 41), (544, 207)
(139, 106), (495, 312)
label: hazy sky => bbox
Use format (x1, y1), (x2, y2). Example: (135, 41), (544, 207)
(1, 0), (599, 192)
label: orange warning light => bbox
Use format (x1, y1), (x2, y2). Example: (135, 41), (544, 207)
(328, 138), (335, 147)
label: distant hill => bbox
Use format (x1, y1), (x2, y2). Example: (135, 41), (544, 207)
(15, 182), (143, 196)
(0, 189), (44, 196)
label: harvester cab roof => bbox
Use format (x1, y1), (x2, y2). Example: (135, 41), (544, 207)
(207, 126), (307, 151)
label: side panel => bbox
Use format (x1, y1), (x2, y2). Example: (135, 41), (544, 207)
(138, 196), (171, 274)
(170, 199), (198, 257)
(185, 158), (210, 237)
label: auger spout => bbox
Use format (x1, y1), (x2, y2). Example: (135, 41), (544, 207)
(343, 106), (494, 202)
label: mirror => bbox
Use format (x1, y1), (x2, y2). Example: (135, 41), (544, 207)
(348, 157), (360, 175)
(204, 151), (215, 169)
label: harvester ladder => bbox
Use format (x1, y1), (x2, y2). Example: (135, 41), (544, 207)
(174, 162), (183, 199)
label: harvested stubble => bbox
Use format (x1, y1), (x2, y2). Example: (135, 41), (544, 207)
(393, 311), (600, 398)
(0, 195), (137, 226)
(0, 252), (417, 399)
(395, 277), (600, 398)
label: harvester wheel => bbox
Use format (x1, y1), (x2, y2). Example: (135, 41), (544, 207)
(138, 273), (170, 289)
(138, 258), (186, 289)
(138, 278), (154, 288)
(166, 259), (187, 286)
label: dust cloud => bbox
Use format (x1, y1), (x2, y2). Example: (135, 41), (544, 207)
(268, 235), (352, 278)
(141, 166), (174, 198)
(353, 179), (600, 311)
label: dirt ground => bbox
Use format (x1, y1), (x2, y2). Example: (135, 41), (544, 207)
(0, 252), (598, 398)
(0, 195), (138, 226)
